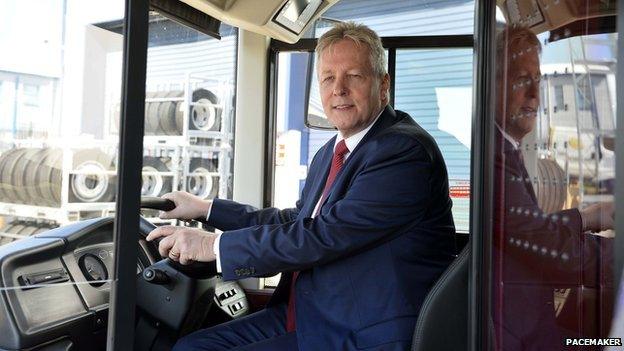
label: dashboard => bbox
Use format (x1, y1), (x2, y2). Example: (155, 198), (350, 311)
(75, 243), (143, 287)
(0, 216), (225, 351)
(0, 217), (154, 350)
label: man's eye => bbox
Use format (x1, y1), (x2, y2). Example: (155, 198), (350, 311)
(322, 76), (334, 83)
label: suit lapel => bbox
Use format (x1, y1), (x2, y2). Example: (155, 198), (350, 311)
(315, 106), (399, 210)
(302, 135), (336, 217)
(497, 129), (539, 205)
(354, 105), (398, 154)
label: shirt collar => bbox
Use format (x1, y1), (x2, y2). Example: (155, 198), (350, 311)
(334, 108), (384, 153)
(496, 124), (520, 150)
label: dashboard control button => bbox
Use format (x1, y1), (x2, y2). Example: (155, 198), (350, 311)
(143, 268), (170, 285)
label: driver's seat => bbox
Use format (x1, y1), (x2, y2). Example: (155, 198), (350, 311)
(412, 245), (470, 350)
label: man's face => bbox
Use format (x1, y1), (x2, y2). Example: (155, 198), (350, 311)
(497, 46), (541, 142)
(318, 39), (389, 138)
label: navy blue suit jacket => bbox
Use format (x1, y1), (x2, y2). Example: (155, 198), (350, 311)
(207, 106), (456, 350)
(492, 129), (598, 350)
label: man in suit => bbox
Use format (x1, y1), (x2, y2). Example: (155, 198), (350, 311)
(492, 26), (614, 350)
(147, 21), (456, 351)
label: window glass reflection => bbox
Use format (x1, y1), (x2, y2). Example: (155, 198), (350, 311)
(491, 1), (616, 348)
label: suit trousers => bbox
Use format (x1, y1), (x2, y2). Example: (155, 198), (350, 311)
(172, 303), (298, 351)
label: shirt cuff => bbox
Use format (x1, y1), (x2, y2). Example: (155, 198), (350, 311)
(205, 199), (214, 222)
(213, 232), (222, 273)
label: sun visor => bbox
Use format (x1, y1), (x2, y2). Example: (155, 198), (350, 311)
(180, 0), (339, 43)
(151, 0), (222, 39)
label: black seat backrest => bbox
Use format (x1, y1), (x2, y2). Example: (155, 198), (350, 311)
(412, 244), (470, 351)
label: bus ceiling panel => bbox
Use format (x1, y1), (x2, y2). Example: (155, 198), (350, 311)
(548, 15), (616, 43)
(497, 0), (616, 35)
(180, 0), (339, 43)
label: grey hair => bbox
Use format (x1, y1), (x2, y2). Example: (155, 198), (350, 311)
(315, 21), (387, 77)
(496, 25), (541, 77)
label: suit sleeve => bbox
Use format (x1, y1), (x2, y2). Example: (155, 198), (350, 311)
(207, 198), (301, 231)
(218, 135), (433, 280)
(493, 152), (596, 283)
(205, 143), (330, 231)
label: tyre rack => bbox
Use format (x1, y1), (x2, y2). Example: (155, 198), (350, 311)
(0, 202), (115, 225)
(141, 144), (182, 199)
(140, 73), (235, 202)
(0, 73), (235, 228)
(0, 139), (118, 226)
(182, 144), (233, 200)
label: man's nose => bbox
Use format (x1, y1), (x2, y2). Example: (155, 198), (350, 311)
(332, 77), (347, 96)
(526, 78), (539, 98)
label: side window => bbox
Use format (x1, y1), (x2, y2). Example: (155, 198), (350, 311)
(554, 85), (565, 111)
(0, 4), (238, 344)
(273, 51), (328, 211)
(488, 5), (617, 348)
(575, 77), (594, 111)
(0, 0), (124, 341)
(394, 48), (473, 232)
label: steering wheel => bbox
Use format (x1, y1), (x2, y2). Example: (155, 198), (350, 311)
(133, 197), (221, 342)
(139, 197), (217, 279)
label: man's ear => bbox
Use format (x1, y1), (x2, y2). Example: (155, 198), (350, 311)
(380, 73), (390, 102)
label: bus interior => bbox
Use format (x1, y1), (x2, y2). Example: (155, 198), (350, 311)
(0, 0), (621, 349)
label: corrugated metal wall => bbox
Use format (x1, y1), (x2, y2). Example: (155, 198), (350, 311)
(145, 30), (236, 89)
(394, 48), (473, 180)
(319, 0), (474, 36)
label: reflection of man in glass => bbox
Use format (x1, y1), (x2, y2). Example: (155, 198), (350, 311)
(493, 26), (614, 350)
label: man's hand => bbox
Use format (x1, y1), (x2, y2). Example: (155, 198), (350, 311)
(146, 226), (217, 264)
(159, 191), (212, 221)
(580, 202), (614, 233)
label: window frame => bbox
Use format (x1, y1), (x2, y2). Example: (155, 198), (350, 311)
(107, 0), (149, 349)
(614, 0), (624, 319)
(470, 1), (496, 349)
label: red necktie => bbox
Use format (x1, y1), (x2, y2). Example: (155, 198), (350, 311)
(286, 139), (349, 332)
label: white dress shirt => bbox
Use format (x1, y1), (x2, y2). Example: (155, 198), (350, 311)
(211, 108), (384, 273)
(496, 124), (520, 150)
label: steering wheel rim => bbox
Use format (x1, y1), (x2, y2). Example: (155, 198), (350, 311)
(139, 197), (218, 279)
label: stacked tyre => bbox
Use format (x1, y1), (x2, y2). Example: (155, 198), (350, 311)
(139, 88), (221, 135)
(68, 149), (117, 203)
(0, 148), (62, 206)
(189, 88), (221, 132)
(0, 221), (58, 246)
(0, 148), (116, 206)
(145, 90), (186, 135)
(141, 156), (173, 197)
(186, 157), (219, 199)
